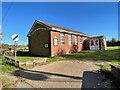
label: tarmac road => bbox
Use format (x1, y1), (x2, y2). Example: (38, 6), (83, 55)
(16, 60), (100, 88)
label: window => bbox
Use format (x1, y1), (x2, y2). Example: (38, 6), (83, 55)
(91, 40), (94, 46)
(80, 37), (82, 44)
(68, 35), (72, 45)
(75, 36), (78, 45)
(54, 36), (58, 46)
(95, 40), (98, 45)
(60, 33), (65, 45)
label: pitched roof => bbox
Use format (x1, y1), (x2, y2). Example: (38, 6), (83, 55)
(28, 20), (89, 37)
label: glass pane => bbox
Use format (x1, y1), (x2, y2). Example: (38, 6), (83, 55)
(54, 37), (58, 46)
(91, 40), (94, 46)
(60, 33), (64, 45)
(80, 37), (82, 44)
(95, 40), (98, 45)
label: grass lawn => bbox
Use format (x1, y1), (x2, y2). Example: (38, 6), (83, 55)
(3, 46), (119, 71)
(107, 46), (119, 50)
(47, 46), (120, 72)
(10, 46), (119, 64)
(15, 56), (37, 62)
(11, 51), (39, 62)
(47, 46), (120, 63)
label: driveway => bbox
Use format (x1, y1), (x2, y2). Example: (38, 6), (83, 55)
(15, 60), (101, 88)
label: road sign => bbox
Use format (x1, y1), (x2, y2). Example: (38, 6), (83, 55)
(12, 34), (19, 63)
(12, 34), (19, 41)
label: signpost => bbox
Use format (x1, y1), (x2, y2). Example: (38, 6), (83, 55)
(12, 34), (19, 61)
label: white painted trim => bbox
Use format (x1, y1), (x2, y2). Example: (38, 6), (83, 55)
(68, 32), (74, 34)
(68, 34), (72, 45)
(60, 33), (65, 45)
(74, 35), (78, 45)
(52, 27), (65, 32)
(52, 27), (85, 36)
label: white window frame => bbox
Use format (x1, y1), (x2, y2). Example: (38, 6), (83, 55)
(80, 37), (82, 44)
(68, 35), (72, 45)
(60, 33), (65, 45)
(54, 36), (58, 46)
(75, 36), (78, 45)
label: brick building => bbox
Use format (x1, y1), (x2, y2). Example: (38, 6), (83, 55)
(27, 20), (107, 56)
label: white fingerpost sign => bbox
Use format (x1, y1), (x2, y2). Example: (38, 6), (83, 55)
(12, 34), (19, 61)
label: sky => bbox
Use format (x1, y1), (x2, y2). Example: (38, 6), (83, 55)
(2, 2), (118, 45)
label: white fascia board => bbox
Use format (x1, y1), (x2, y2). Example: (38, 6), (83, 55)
(84, 34), (89, 37)
(73, 32), (79, 35)
(80, 34), (88, 37)
(68, 32), (73, 34)
(68, 32), (79, 35)
(52, 27), (65, 32)
(64, 31), (68, 33)
(52, 27), (86, 36)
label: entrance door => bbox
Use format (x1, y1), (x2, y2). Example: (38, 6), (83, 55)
(95, 39), (99, 50)
(90, 39), (99, 50)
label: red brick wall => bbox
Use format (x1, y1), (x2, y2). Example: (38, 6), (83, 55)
(50, 31), (84, 56)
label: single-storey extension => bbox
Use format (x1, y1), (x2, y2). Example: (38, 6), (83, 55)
(83, 36), (107, 51)
(27, 20), (107, 56)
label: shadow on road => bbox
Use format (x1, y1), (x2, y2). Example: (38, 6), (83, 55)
(13, 68), (115, 88)
(14, 68), (82, 81)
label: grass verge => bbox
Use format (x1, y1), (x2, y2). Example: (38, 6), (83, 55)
(16, 56), (37, 61)
(0, 76), (11, 88)
(0, 57), (19, 73)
